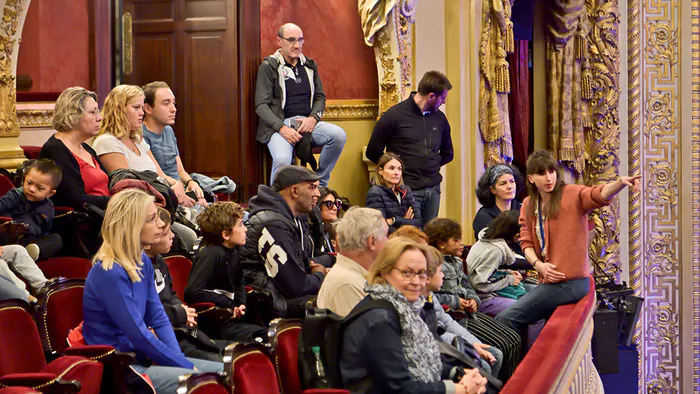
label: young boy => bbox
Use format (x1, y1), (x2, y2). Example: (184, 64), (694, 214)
(0, 159), (63, 260)
(422, 245), (503, 379)
(185, 202), (267, 342)
(147, 208), (228, 362)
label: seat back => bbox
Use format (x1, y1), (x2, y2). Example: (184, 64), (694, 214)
(268, 318), (303, 394)
(164, 255), (193, 300)
(0, 175), (14, 197)
(224, 342), (280, 394)
(0, 300), (47, 375)
(37, 257), (93, 280)
(36, 278), (86, 353)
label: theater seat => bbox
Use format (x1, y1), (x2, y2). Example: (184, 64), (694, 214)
(0, 387), (41, 393)
(163, 255), (233, 334)
(0, 175), (14, 197)
(177, 372), (229, 394)
(268, 318), (303, 394)
(20, 146), (41, 161)
(36, 278), (86, 354)
(37, 257), (93, 280)
(224, 342), (280, 394)
(0, 299), (103, 393)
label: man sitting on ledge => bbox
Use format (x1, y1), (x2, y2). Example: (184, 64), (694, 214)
(254, 22), (346, 187)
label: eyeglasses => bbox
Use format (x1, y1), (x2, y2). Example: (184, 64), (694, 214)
(392, 268), (428, 281)
(279, 36), (305, 45)
(322, 200), (342, 211)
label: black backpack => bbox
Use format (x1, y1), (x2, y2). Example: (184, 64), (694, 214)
(297, 299), (397, 389)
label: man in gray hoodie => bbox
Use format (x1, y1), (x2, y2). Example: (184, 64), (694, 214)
(254, 23), (346, 187)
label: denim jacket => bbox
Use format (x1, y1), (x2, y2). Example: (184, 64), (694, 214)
(434, 255), (481, 311)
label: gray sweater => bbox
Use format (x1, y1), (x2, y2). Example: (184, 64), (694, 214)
(465, 229), (517, 302)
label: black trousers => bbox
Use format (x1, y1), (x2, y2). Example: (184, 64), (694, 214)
(219, 320), (268, 343)
(18, 233), (63, 260)
(464, 312), (522, 382)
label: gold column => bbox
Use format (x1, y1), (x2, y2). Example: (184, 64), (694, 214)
(358, 0), (417, 116)
(0, 0), (31, 169)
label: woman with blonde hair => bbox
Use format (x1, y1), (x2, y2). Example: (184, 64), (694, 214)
(82, 189), (222, 393)
(340, 237), (486, 394)
(93, 84), (198, 250)
(366, 152), (422, 232)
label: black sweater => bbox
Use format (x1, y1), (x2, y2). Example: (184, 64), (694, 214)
(39, 135), (110, 210)
(185, 244), (246, 309)
(366, 94), (454, 190)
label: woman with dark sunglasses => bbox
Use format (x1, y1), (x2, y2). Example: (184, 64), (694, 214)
(309, 187), (343, 255)
(366, 152), (422, 233)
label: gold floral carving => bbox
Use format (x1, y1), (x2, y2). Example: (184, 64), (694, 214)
(628, 0), (683, 386)
(582, 0), (621, 280)
(376, 24), (400, 117)
(325, 100), (379, 120)
(16, 109), (53, 128)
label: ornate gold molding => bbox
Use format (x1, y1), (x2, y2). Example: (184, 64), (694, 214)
(584, 0), (622, 280)
(17, 108), (53, 129)
(692, 0), (700, 388)
(325, 100), (379, 121)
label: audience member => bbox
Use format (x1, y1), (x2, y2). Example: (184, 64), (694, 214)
(82, 189), (222, 394)
(422, 246), (502, 378)
(473, 164), (527, 267)
(255, 23), (346, 186)
(40, 87), (110, 211)
(142, 81), (225, 205)
(0, 271), (32, 302)
(389, 225), (430, 244)
(310, 187), (342, 254)
(0, 245), (49, 302)
(240, 165), (328, 318)
(425, 218), (522, 380)
(366, 152), (421, 232)
(0, 159), (63, 260)
(496, 150), (640, 336)
(316, 207), (388, 317)
(185, 202), (267, 342)
(340, 237), (486, 394)
(93, 84), (198, 250)
(467, 210), (532, 315)
(367, 70), (454, 224)
(147, 208), (228, 362)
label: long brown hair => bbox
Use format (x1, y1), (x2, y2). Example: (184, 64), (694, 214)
(525, 150), (566, 218)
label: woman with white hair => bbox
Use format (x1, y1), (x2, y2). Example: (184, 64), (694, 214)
(82, 189), (222, 393)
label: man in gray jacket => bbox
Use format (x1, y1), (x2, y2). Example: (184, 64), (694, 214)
(254, 23), (346, 187)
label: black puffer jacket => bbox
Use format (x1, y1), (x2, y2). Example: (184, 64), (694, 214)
(365, 185), (422, 231)
(240, 185), (326, 316)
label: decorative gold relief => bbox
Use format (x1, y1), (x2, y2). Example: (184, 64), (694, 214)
(325, 100), (379, 120)
(691, 0), (700, 386)
(16, 109), (53, 129)
(583, 0), (622, 280)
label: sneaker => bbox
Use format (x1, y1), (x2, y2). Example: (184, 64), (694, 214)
(25, 244), (40, 261)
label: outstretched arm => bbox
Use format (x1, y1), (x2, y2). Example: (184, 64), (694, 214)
(601, 176), (641, 201)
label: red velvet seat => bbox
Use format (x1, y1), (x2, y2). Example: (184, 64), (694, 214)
(21, 146), (41, 161)
(0, 299), (103, 393)
(268, 318), (303, 394)
(163, 255), (234, 332)
(37, 257), (93, 280)
(0, 175), (14, 197)
(177, 372), (230, 394)
(36, 278), (85, 354)
(225, 342), (280, 394)
(0, 387), (41, 393)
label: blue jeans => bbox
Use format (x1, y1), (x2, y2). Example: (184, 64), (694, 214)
(412, 185), (441, 226)
(481, 346), (503, 378)
(268, 117), (346, 187)
(132, 357), (223, 394)
(495, 277), (590, 333)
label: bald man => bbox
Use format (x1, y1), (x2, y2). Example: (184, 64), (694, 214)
(254, 23), (346, 187)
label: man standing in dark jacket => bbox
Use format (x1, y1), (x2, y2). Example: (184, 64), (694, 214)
(255, 23), (346, 187)
(366, 71), (454, 225)
(241, 165), (328, 318)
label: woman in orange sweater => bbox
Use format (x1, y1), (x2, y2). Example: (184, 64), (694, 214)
(495, 150), (640, 334)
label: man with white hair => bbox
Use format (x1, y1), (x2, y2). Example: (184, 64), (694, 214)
(317, 207), (389, 317)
